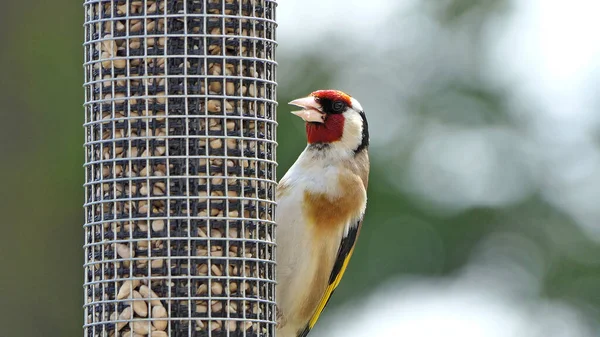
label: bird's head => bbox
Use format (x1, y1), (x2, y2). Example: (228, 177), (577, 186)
(289, 89), (369, 154)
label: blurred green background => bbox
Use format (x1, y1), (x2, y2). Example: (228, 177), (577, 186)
(1, 0), (600, 336)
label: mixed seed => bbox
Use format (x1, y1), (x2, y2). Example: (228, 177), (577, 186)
(83, 0), (277, 336)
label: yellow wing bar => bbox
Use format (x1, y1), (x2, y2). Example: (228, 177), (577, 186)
(308, 244), (357, 329)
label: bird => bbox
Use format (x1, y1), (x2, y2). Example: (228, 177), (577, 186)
(275, 89), (370, 337)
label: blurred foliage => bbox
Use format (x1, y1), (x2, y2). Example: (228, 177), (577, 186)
(1, 0), (599, 336)
(423, 0), (511, 25)
(0, 0), (83, 336)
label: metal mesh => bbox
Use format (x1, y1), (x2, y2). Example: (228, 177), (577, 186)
(83, 1), (278, 336)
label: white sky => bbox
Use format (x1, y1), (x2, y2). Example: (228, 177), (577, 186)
(277, 0), (409, 45)
(490, 0), (600, 124)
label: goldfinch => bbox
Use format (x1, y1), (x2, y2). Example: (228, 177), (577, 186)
(275, 90), (370, 337)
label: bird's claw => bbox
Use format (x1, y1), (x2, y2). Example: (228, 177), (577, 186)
(276, 305), (286, 329)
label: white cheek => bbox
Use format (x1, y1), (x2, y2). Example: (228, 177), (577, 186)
(337, 111), (363, 150)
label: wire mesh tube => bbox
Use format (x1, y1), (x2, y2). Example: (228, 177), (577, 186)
(83, 1), (278, 336)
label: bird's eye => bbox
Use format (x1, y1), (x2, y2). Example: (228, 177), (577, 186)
(332, 100), (345, 112)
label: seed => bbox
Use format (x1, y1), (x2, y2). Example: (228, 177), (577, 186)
(116, 243), (132, 259)
(117, 306), (132, 331)
(156, 92), (166, 104)
(198, 191), (208, 203)
(197, 283), (208, 295)
(207, 100), (221, 113)
(209, 81), (222, 93)
(114, 59), (127, 69)
(116, 4), (128, 14)
(226, 82), (235, 95)
(146, 37), (155, 47)
(151, 332), (168, 337)
(227, 302), (238, 313)
(121, 332), (144, 337)
(151, 259), (163, 269)
(210, 227), (223, 237)
(211, 248), (223, 257)
(138, 202), (148, 214)
(151, 306), (168, 331)
(131, 320), (151, 335)
(147, 20), (156, 32)
(210, 321), (221, 331)
(101, 36), (117, 55)
(208, 45), (221, 55)
(151, 304), (168, 318)
(131, 290), (148, 317)
(113, 93), (126, 104)
(131, 20), (143, 32)
(137, 220), (148, 231)
(209, 64), (221, 75)
(139, 184), (148, 196)
(225, 320), (237, 331)
(196, 302), (208, 313)
(151, 219), (164, 232)
(137, 240), (149, 250)
(154, 146), (166, 155)
(155, 111), (166, 122)
(210, 139), (222, 149)
(139, 285), (162, 306)
(227, 138), (237, 149)
(248, 84), (256, 96)
(225, 100), (234, 112)
(211, 264), (223, 276)
(226, 121), (236, 130)
(211, 282), (223, 295)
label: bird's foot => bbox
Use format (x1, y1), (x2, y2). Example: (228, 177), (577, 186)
(276, 305), (286, 329)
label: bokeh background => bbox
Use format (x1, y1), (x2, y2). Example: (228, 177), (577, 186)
(1, 0), (600, 336)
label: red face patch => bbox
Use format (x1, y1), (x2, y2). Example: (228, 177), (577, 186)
(306, 114), (345, 144)
(311, 90), (352, 107)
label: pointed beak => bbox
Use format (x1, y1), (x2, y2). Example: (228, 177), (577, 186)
(289, 96), (326, 123)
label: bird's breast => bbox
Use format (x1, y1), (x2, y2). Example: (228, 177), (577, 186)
(302, 171), (366, 232)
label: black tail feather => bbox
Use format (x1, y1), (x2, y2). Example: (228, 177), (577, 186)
(298, 325), (311, 337)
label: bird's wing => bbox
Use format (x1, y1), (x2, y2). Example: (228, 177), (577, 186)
(298, 216), (364, 337)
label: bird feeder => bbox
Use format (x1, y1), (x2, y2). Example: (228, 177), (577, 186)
(83, 0), (278, 336)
